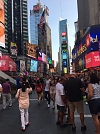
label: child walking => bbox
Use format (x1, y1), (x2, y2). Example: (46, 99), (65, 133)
(15, 77), (32, 131)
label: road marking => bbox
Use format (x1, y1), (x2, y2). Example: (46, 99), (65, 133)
(66, 115), (92, 118)
(29, 99), (38, 100)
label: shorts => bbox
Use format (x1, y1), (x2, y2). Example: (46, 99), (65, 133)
(68, 100), (84, 114)
(88, 98), (100, 115)
(57, 105), (65, 113)
(50, 86), (56, 94)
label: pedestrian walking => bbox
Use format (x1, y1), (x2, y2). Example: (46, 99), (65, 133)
(2, 79), (12, 110)
(87, 73), (100, 134)
(64, 73), (86, 132)
(44, 75), (51, 108)
(15, 77), (32, 131)
(50, 76), (56, 109)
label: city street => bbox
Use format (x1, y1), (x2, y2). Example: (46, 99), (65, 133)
(0, 92), (95, 134)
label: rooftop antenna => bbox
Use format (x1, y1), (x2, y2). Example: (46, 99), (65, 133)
(60, 0), (62, 18)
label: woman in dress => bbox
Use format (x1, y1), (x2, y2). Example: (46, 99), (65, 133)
(50, 76), (56, 109)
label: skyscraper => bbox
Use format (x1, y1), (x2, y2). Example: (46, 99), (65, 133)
(13, 0), (28, 55)
(77, 0), (100, 30)
(30, 0), (49, 45)
(30, 1), (44, 44)
(0, 0), (28, 56)
(59, 19), (70, 73)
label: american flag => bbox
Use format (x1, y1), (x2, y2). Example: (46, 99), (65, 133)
(39, 10), (45, 28)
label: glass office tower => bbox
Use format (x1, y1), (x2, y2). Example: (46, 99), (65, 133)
(30, 1), (43, 44)
(59, 19), (70, 73)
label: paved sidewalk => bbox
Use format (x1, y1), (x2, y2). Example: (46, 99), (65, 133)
(0, 92), (95, 134)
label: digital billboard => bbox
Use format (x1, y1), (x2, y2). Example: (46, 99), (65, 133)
(33, 5), (40, 11)
(0, 0), (5, 48)
(20, 60), (25, 72)
(27, 43), (37, 59)
(48, 58), (52, 64)
(30, 60), (38, 72)
(10, 42), (17, 56)
(0, 55), (16, 71)
(85, 51), (100, 68)
(42, 53), (47, 63)
(62, 60), (67, 67)
(62, 53), (67, 60)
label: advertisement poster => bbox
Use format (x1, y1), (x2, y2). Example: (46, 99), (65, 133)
(0, 0), (5, 48)
(20, 60), (25, 72)
(10, 42), (17, 56)
(42, 53), (47, 63)
(85, 51), (100, 68)
(27, 59), (30, 71)
(0, 55), (16, 71)
(30, 60), (38, 72)
(27, 43), (37, 59)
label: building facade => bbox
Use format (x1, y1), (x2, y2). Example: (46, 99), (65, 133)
(77, 0), (100, 30)
(1, 0), (28, 56)
(72, 25), (100, 72)
(0, 0), (8, 54)
(59, 19), (70, 73)
(30, 1), (44, 44)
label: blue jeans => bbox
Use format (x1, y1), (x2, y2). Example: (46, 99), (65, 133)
(45, 91), (50, 104)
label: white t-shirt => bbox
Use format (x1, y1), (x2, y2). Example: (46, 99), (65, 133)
(55, 83), (65, 106)
(45, 79), (51, 91)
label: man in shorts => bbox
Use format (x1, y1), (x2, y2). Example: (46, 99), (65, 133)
(65, 73), (86, 132)
(55, 77), (66, 127)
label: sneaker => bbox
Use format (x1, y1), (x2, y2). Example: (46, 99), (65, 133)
(26, 122), (30, 127)
(8, 105), (12, 108)
(81, 125), (87, 131)
(47, 104), (50, 108)
(72, 126), (76, 132)
(21, 128), (25, 131)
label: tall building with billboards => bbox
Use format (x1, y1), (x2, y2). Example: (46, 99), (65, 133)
(1, 0), (28, 56)
(77, 0), (100, 30)
(13, 0), (28, 55)
(0, 0), (7, 54)
(59, 19), (70, 73)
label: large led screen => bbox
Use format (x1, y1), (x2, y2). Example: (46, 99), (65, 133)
(30, 60), (38, 72)
(0, 0), (5, 48)
(62, 53), (67, 59)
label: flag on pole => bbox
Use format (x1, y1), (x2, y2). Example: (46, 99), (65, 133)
(39, 10), (45, 28)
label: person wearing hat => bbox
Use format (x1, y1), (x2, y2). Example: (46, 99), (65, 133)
(64, 72), (86, 132)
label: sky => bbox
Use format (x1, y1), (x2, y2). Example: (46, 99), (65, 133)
(28, 0), (78, 62)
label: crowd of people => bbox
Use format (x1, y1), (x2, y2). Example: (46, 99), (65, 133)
(0, 72), (100, 133)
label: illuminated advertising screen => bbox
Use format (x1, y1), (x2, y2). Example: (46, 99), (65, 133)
(27, 43), (37, 59)
(0, 55), (16, 71)
(63, 60), (67, 67)
(30, 60), (38, 72)
(42, 53), (47, 63)
(27, 59), (30, 71)
(33, 5), (40, 11)
(48, 58), (52, 64)
(10, 42), (17, 56)
(20, 60), (25, 72)
(0, 0), (5, 48)
(62, 32), (66, 37)
(62, 53), (67, 59)
(85, 51), (100, 68)
(64, 68), (67, 73)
